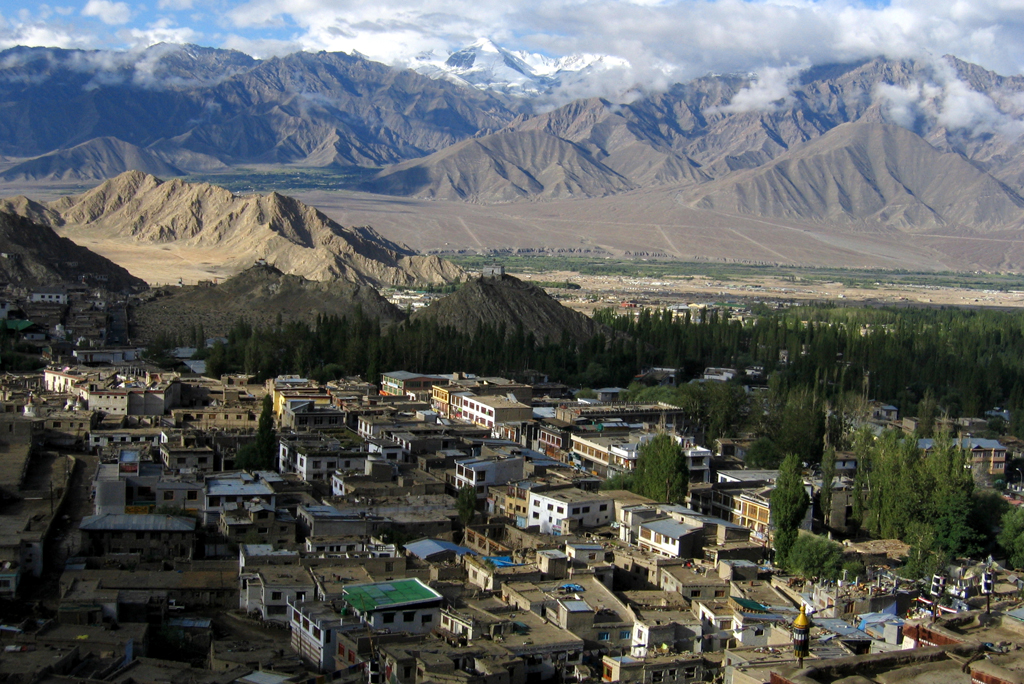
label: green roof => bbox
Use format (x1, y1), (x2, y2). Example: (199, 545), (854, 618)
(2, 320), (33, 332)
(732, 597), (769, 613)
(343, 579), (439, 612)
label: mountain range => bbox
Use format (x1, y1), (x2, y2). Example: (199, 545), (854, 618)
(2, 45), (1024, 270)
(0, 171), (464, 286)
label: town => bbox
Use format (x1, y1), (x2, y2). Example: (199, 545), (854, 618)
(0, 276), (1023, 684)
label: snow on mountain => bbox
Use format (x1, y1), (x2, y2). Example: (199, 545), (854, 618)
(411, 38), (628, 96)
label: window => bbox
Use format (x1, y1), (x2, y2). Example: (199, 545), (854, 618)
(421, 614), (433, 624)
(404, 611), (415, 622)
(620, 630), (631, 640)
(599, 504), (608, 511)
(557, 507), (564, 514)
(532, 512), (539, 519)
(296, 592), (306, 601)
(547, 504), (554, 511)
(582, 507), (590, 513)
(272, 592), (282, 600)
(163, 491), (175, 501)
(690, 590), (701, 597)
(597, 632), (610, 641)
(715, 589), (726, 598)
(187, 490), (198, 500)
(383, 613), (395, 624)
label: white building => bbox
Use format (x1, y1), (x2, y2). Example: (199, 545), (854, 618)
(636, 518), (701, 558)
(342, 578), (443, 634)
(526, 489), (615, 535)
(686, 447), (712, 484)
(239, 565), (314, 624)
(290, 600), (349, 672)
(450, 452), (525, 500)
(458, 395), (532, 429)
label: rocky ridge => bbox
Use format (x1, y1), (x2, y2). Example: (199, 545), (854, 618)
(0, 171), (465, 286)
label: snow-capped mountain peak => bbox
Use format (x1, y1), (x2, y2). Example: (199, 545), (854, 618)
(412, 38), (630, 96)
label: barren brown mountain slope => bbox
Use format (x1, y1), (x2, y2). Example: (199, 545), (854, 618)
(682, 123), (1024, 231)
(0, 171), (465, 286)
(0, 211), (146, 290)
(0, 137), (182, 182)
(361, 129), (634, 201)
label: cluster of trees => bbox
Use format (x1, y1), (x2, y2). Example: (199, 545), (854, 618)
(839, 429), (1010, 577)
(189, 310), (646, 389)
(597, 305), (1024, 432)
(602, 434), (688, 504)
(156, 301), (1024, 444)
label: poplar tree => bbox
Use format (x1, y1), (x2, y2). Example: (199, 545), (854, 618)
(771, 453), (810, 567)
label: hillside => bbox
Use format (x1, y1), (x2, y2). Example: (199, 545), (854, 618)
(0, 137), (182, 182)
(361, 129), (634, 200)
(0, 211), (147, 290)
(131, 263), (404, 341)
(682, 122), (1024, 231)
(410, 273), (611, 346)
(0, 171), (465, 286)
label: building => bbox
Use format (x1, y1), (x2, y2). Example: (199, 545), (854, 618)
(918, 436), (1007, 482)
(341, 578), (444, 634)
(458, 395), (533, 430)
(239, 565), (315, 624)
(219, 501), (296, 547)
(636, 518), (702, 559)
(526, 489), (615, 535)
(602, 653), (707, 683)
(449, 451), (526, 501)
(380, 371), (448, 398)
(290, 600), (353, 672)
(203, 474), (277, 525)
(78, 513), (197, 560)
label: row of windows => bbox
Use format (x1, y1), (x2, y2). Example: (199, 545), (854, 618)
(381, 611), (433, 625)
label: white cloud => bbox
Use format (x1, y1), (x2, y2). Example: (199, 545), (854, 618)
(872, 56), (1024, 140)
(0, 20), (94, 49)
(157, 0), (193, 9)
(708, 64), (808, 114)
(81, 0), (132, 25)
(126, 19), (198, 47)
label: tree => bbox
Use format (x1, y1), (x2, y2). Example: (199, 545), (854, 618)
(999, 506), (1024, 570)
(786, 534), (844, 580)
(917, 389), (937, 438)
(456, 486), (478, 527)
(236, 395), (276, 471)
(820, 447), (836, 528)
(632, 433), (688, 504)
(770, 453), (810, 567)
(745, 437), (781, 468)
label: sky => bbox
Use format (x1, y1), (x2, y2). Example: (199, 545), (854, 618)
(1, 0), (1023, 92)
